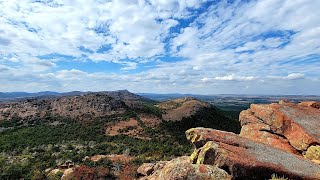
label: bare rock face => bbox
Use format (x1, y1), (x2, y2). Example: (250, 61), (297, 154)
(139, 127), (320, 179)
(239, 101), (320, 152)
(138, 156), (231, 180)
(186, 128), (320, 180)
(299, 101), (320, 109)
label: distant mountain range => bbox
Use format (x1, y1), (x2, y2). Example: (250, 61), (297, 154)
(0, 91), (84, 101)
(1, 91), (320, 111)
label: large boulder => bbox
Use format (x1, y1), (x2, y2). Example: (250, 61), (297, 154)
(239, 110), (299, 154)
(304, 145), (320, 165)
(137, 161), (166, 176)
(186, 128), (320, 180)
(139, 156), (231, 180)
(240, 101), (320, 152)
(299, 101), (320, 109)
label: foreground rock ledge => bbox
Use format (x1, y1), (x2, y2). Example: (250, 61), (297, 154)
(138, 101), (320, 179)
(240, 101), (320, 152)
(186, 128), (320, 180)
(138, 128), (320, 180)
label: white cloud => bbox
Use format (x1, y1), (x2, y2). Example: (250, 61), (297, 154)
(214, 74), (257, 81)
(268, 73), (305, 80)
(0, 0), (319, 94)
(286, 73), (305, 80)
(0, 0), (200, 63)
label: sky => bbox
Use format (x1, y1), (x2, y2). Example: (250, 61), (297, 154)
(0, 0), (320, 95)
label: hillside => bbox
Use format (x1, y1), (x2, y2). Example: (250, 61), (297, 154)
(0, 93), (127, 122)
(0, 90), (240, 179)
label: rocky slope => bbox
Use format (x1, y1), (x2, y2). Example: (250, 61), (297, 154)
(138, 101), (320, 180)
(0, 93), (127, 121)
(0, 90), (151, 122)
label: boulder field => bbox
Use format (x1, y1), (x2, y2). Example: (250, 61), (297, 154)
(138, 101), (320, 180)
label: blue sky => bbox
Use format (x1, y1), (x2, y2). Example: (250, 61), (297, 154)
(0, 0), (319, 94)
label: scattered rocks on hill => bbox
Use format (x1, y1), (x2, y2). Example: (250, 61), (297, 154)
(138, 101), (320, 180)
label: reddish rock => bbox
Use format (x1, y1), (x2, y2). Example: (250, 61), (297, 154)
(239, 109), (261, 126)
(186, 128), (320, 180)
(139, 156), (231, 180)
(137, 162), (166, 176)
(140, 101), (320, 180)
(239, 109), (299, 154)
(240, 123), (299, 154)
(241, 102), (320, 151)
(299, 101), (320, 109)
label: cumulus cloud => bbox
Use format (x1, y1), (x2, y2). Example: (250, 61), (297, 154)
(0, 0), (319, 94)
(214, 75), (257, 81)
(268, 73), (305, 80)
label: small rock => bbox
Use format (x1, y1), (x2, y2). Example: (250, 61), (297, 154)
(304, 145), (320, 164)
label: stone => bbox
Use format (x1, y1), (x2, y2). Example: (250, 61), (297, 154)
(304, 145), (320, 164)
(137, 163), (156, 176)
(139, 156), (231, 180)
(61, 168), (74, 180)
(299, 101), (320, 109)
(240, 102), (320, 151)
(186, 128), (320, 180)
(240, 123), (299, 154)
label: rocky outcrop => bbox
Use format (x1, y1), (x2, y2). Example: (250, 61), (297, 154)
(299, 101), (320, 109)
(186, 128), (320, 180)
(137, 161), (166, 176)
(138, 156), (231, 180)
(239, 101), (320, 154)
(139, 101), (320, 180)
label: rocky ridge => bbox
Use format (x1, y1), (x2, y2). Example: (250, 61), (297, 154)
(138, 101), (320, 180)
(0, 93), (127, 121)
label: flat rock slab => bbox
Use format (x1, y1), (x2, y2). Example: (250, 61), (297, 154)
(186, 128), (320, 180)
(240, 102), (320, 151)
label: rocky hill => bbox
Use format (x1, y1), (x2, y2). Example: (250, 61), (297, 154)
(0, 93), (127, 121)
(0, 91), (244, 179)
(138, 101), (320, 180)
(156, 97), (211, 121)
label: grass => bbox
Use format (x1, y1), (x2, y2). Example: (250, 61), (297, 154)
(270, 174), (289, 180)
